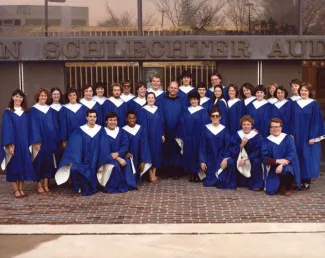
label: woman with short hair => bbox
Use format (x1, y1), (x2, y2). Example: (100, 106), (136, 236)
(227, 84), (245, 135)
(230, 115), (263, 190)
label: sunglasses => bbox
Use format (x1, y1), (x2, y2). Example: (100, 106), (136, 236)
(210, 115), (220, 118)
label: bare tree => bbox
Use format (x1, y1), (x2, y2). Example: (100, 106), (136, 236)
(302, 0), (325, 34)
(98, 1), (156, 27)
(151, 0), (227, 31)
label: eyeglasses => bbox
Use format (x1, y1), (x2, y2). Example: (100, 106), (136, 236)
(210, 115), (220, 118)
(123, 84), (131, 87)
(270, 126), (282, 129)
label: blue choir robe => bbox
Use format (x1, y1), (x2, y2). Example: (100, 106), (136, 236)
(271, 99), (292, 135)
(50, 103), (64, 162)
(1, 108), (36, 182)
(161, 96), (184, 167)
(291, 99), (325, 180)
(262, 133), (301, 195)
(147, 88), (167, 108)
(177, 85), (196, 108)
(120, 93), (135, 103)
(101, 127), (137, 190)
(206, 85), (229, 100)
(122, 124), (152, 178)
(230, 130), (263, 190)
(141, 105), (164, 168)
(200, 97), (213, 113)
(55, 124), (102, 196)
(214, 98), (228, 127)
(59, 103), (88, 142)
(288, 95), (301, 102)
(80, 98), (103, 126)
(102, 97), (128, 127)
(29, 104), (60, 181)
(227, 98), (245, 136)
(243, 96), (256, 115)
(181, 106), (210, 174)
(93, 96), (107, 105)
(50, 103), (62, 125)
(199, 124), (236, 189)
(267, 98), (278, 104)
(97, 127), (131, 193)
(127, 97), (146, 124)
(246, 99), (272, 137)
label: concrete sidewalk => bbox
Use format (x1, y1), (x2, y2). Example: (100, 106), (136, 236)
(1, 224), (325, 258)
(1, 233), (325, 258)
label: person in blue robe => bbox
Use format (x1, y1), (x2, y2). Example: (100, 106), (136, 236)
(262, 118), (301, 196)
(99, 112), (137, 190)
(123, 111), (152, 182)
(48, 87), (64, 164)
(59, 88), (88, 145)
(127, 81), (147, 123)
(197, 82), (213, 113)
(29, 88), (60, 195)
(79, 84), (103, 125)
(177, 71), (197, 108)
(291, 83), (325, 190)
(213, 85), (228, 127)
(140, 92), (164, 183)
(120, 80), (136, 103)
(102, 83), (128, 128)
(230, 115), (263, 190)
(271, 86), (292, 135)
(266, 83), (278, 104)
(199, 107), (236, 189)
(147, 75), (167, 108)
(161, 81), (184, 179)
(240, 83), (256, 115)
(288, 78), (301, 102)
(92, 82), (108, 106)
(48, 87), (64, 122)
(246, 85), (272, 137)
(227, 84), (245, 135)
(179, 91), (210, 182)
(1, 89), (36, 198)
(56, 109), (101, 196)
(206, 73), (229, 100)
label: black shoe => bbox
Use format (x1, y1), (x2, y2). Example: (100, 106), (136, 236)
(193, 174), (201, 183)
(189, 175), (194, 182)
(172, 176), (180, 180)
(299, 183), (310, 191)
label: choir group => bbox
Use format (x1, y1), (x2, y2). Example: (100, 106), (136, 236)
(1, 71), (325, 198)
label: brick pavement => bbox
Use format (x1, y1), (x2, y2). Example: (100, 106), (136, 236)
(0, 174), (324, 224)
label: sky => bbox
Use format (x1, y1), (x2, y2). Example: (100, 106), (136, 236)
(2, 0), (156, 25)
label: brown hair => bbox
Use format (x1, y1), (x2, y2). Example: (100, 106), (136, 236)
(111, 83), (122, 93)
(227, 83), (239, 98)
(135, 81), (147, 92)
(269, 118), (283, 128)
(34, 88), (50, 103)
(299, 82), (314, 98)
(274, 86), (288, 99)
(8, 89), (29, 112)
(122, 80), (132, 86)
(240, 115), (254, 126)
(290, 78), (301, 87)
(240, 83), (256, 99)
(66, 88), (80, 103)
(266, 83), (278, 99)
(209, 107), (222, 117)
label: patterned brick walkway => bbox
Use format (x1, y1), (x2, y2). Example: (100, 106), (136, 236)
(0, 174), (324, 224)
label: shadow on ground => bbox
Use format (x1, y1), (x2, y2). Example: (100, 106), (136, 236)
(0, 235), (60, 258)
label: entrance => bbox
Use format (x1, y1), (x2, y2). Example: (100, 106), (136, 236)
(65, 61), (216, 95)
